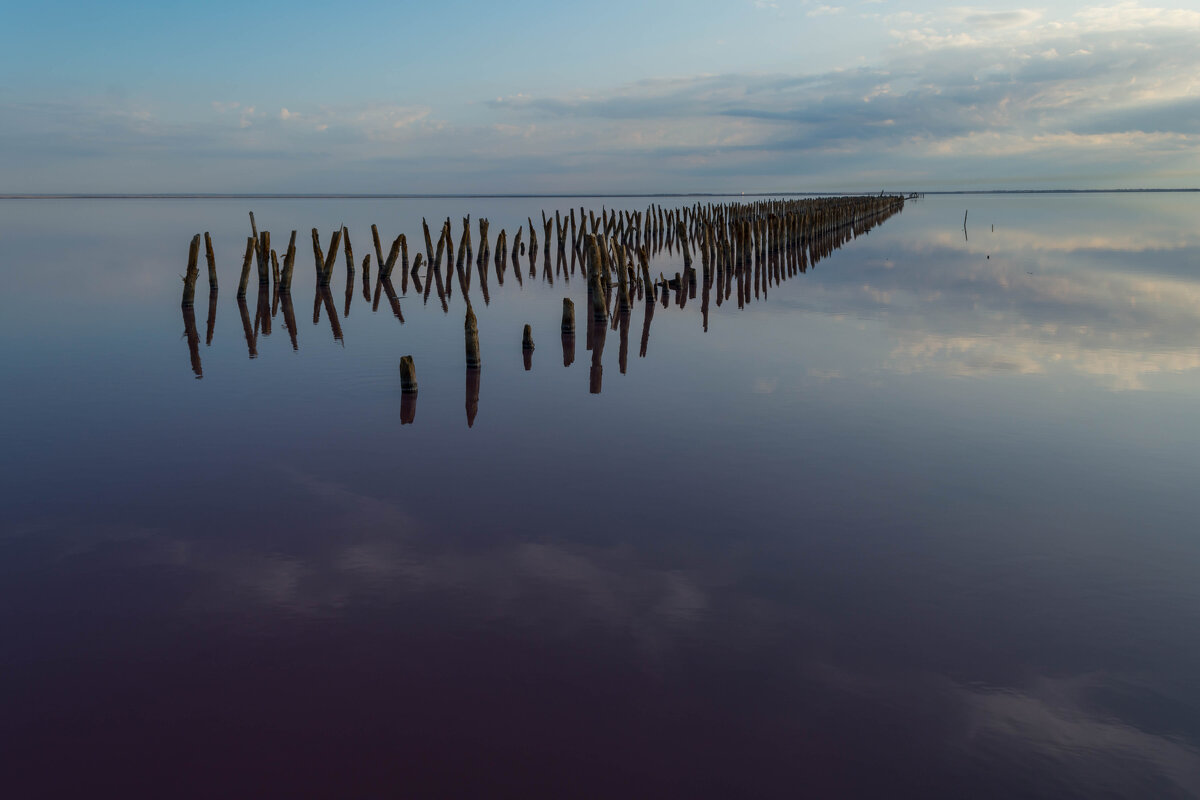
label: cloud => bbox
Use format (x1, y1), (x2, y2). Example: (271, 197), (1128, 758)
(959, 9), (1044, 29)
(3, 2), (1199, 192)
(466, 5), (1200, 190)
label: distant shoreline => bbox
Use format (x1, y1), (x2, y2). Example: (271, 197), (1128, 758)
(1, 189), (1197, 200)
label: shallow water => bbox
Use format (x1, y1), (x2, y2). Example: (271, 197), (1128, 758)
(2, 194), (1199, 798)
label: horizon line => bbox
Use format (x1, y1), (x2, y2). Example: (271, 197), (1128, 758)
(1, 188), (1198, 200)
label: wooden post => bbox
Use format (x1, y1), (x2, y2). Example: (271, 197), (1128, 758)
(422, 218), (435, 268)
(237, 236), (254, 299)
(561, 298), (575, 334)
(181, 234), (201, 307)
(320, 229), (342, 287)
(257, 231), (271, 284)
(203, 232), (217, 290)
(399, 355), (418, 393)
(281, 230), (297, 292)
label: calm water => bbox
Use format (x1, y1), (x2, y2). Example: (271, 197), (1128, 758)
(2, 194), (1199, 798)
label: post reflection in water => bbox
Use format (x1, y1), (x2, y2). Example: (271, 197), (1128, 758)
(182, 305), (202, 378)
(237, 294), (257, 359)
(562, 331), (575, 367)
(205, 289), (217, 347)
(465, 367), (480, 428)
(380, 276), (404, 323)
(640, 290), (655, 358)
(589, 317), (606, 394)
(279, 290), (298, 350)
(618, 308), (630, 374)
(400, 390), (417, 425)
(317, 287), (344, 342)
(255, 282), (271, 338)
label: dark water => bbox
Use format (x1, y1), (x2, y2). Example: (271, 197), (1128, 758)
(2, 194), (1199, 798)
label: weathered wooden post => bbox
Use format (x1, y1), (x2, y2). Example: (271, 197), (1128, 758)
(372, 224), (385, 272)
(256, 230), (271, 284)
(421, 218), (435, 268)
(275, 234), (292, 292)
(465, 304), (482, 369)
(203, 232), (217, 290)
(238, 238), (254, 299)
(477, 218), (490, 267)
(561, 298), (575, 334)
(400, 355), (418, 393)
(181, 234), (201, 307)
(587, 235), (608, 321)
(343, 227), (354, 273)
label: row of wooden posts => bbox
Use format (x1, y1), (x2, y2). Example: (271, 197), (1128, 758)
(181, 195), (907, 400)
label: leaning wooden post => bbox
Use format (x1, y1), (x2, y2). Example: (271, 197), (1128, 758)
(433, 224), (447, 273)
(382, 236), (403, 281)
(203, 232), (217, 290)
(280, 230), (297, 292)
(371, 224), (386, 273)
(422, 218), (436, 268)
(181, 234), (201, 307)
(320, 228), (342, 287)
(237, 236), (254, 299)
(528, 217), (538, 267)
(311, 228), (325, 281)
(343, 227), (354, 273)
(677, 221), (692, 269)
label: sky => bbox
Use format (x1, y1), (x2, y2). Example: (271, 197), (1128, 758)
(1, 0), (1198, 193)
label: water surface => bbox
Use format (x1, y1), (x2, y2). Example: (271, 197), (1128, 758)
(1, 194), (1199, 798)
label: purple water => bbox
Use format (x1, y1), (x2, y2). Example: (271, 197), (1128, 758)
(1, 194), (1198, 797)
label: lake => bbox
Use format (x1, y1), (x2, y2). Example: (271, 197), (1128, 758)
(1, 193), (1198, 798)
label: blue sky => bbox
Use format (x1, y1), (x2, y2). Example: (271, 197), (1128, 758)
(2, 0), (1199, 192)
